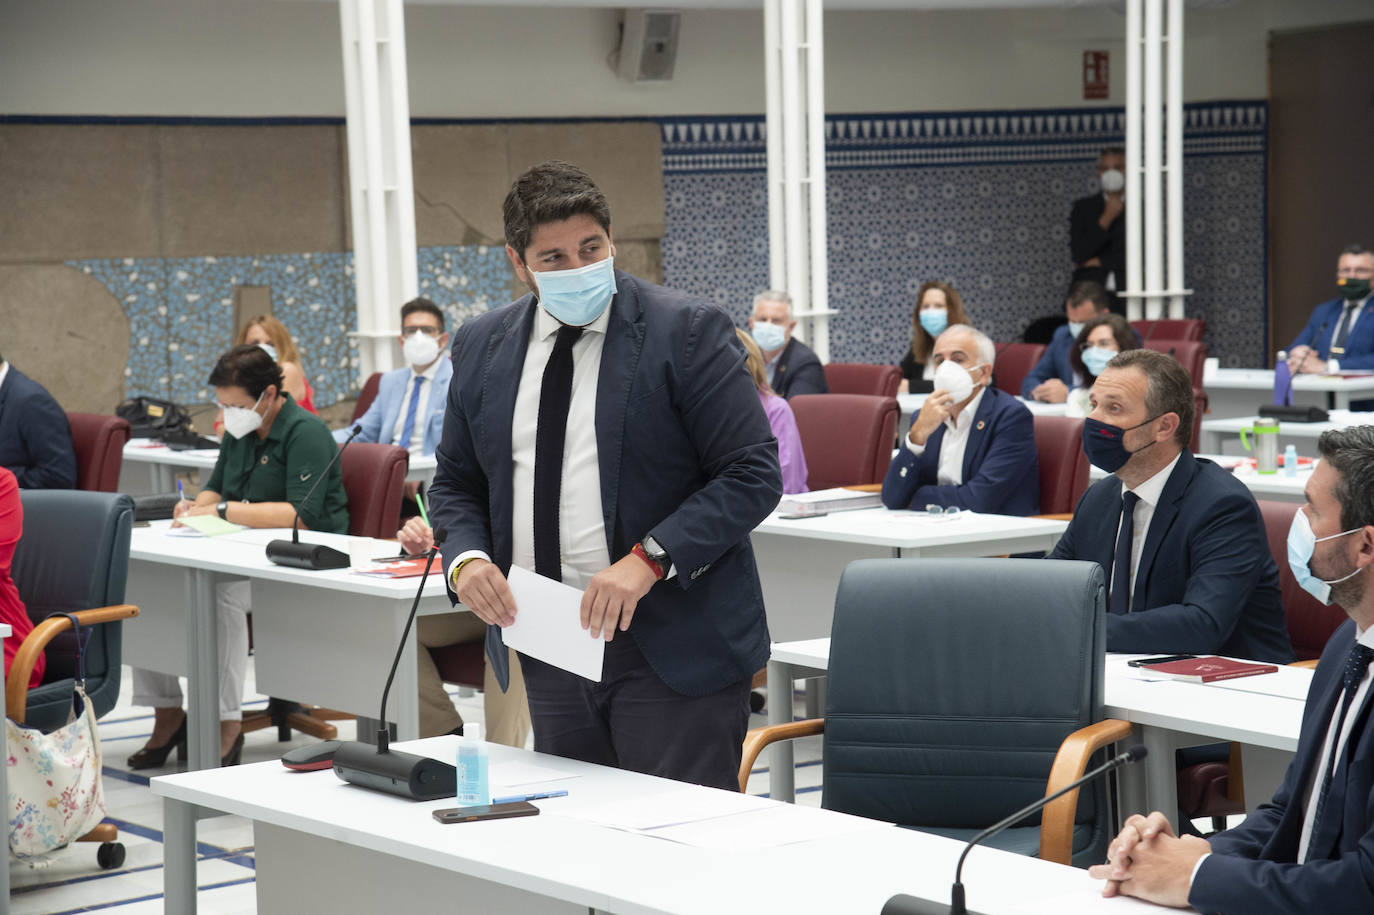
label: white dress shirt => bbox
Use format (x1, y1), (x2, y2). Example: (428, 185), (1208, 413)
(446, 305), (613, 589)
(903, 387), (987, 486)
(388, 356), (443, 455)
(1327, 294), (1372, 371)
(1115, 451), (1182, 614)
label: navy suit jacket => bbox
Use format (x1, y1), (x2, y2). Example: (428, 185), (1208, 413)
(1021, 324), (1080, 397)
(1049, 450), (1293, 662)
(880, 386), (1039, 516)
(0, 366), (76, 490)
(427, 272), (783, 697)
(1289, 296), (1374, 369)
(770, 337), (828, 399)
(1190, 620), (1374, 914)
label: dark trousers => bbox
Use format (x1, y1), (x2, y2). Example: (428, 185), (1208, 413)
(518, 634), (751, 792)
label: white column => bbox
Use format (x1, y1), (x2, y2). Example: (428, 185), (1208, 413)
(1166, 0), (1186, 319)
(764, 0), (785, 292)
(803, 0), (829, 361)
(340, 0), (417, 383)
(1142, 0), (1164, 320)
(1124, 0), (1143, 322)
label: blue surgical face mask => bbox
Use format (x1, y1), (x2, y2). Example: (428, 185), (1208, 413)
(1081, 415), (1161, 474)
(256, 342), (278, 361)
(919, 308), (948, 337)
(1287, 509), (1362, 605)
(528, 256), (616, 327)
(1066, 321), (1086, 340)
(752, 321), (787, 353)
(1081, 346), (1117, 377)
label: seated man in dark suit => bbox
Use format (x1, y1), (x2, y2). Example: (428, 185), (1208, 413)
(0, 353), (77, 489)
(749, 290), (828, 398)
(1049, 348), (1293, 662)
(1090, 426), (1374, 914)
(1287, 244), (1374, 387)
(882, 324), (1039, 516)
(1022, 280), (1111, 402)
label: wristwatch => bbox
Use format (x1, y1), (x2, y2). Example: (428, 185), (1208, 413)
(640, 535), (670, 576)
(216, 501), (228, 519)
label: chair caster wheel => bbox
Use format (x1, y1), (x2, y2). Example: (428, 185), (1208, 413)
(97, 841), (126, 869)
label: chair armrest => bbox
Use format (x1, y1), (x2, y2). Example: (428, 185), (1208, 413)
(843, 484), (883, 493)
(737, 718), (824, 793)
(1290, 659), (1319, 670)
(1039, 717), (1133, 865)
(1033, 513), (1075, 522)
(6, 604), (139, 724)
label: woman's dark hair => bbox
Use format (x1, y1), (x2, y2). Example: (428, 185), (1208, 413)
(1069, 312), (1139, 381)
(208, 344), (285, 399)
(909, 281), (969, 366)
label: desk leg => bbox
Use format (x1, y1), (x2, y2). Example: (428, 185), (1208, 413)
(186, 568), (220, 770)
(1334, 391), (1349, 411)
(1201, 428), (1223, 454)
(1140, 725), (1181, 821)
(767, 658), (794, 803)
(164, 797), (198, 915)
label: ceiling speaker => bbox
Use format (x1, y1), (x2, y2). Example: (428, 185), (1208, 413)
(617, 10), (680, 83)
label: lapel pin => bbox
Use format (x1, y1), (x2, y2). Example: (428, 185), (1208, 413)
(976, 420), (986, 431)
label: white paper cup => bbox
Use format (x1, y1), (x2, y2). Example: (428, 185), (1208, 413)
(349, 537), (375, 570)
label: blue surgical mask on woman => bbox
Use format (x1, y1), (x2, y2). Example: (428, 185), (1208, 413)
(1287, 509), (1362, 605)
(752, 321), (786, 352)
(919, 308), (948, 337)
(528, 256), (617, 327)
(1082, 346), (1116, 377)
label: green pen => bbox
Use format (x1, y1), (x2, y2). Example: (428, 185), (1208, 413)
(415, 484), (430, 528)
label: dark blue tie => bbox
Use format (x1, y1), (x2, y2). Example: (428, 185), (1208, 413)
(1109, 490), (1140, 615)
(396, 374), (423, 450)
(533, 326), (583, 582)
(1305, 642), (1374, 862)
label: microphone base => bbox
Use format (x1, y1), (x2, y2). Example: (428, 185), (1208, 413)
(266, 539), (350, 570)
(332, 740), (456, 800)
(880, 895), (984, 915)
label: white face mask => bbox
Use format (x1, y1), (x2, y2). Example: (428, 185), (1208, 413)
(1100, 168), (1126, 194)
(222, 390), (266, 439)
(402, 331), (441, 367)
(933, 360), (983, 403)
(256, 342), (278, 361)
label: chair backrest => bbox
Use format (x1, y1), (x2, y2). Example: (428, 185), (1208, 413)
(351, 372), (385, 422)
(12, 490), (134, 726)
(823, 363), (902, 398)
(1033, 416), (1089, 515)
(993, 342), (1047, 396)
(822, 558), (1108, 857)
(1141, 339), (1207, 390)
(789, 394), (898, 490)
(1132, 318), (1205, 342)
(1191, 388), (1208, 453)
(340, 442), (409, 539)
(66, 412), (131, 492)
(1257, 500), (1348, 661)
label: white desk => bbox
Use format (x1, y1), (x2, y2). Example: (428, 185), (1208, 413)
(151, 739), (1150, 915)
(119, 439), (438, 496)
(1089, 453), (1311, 503)
(1203, 368), (1374, 419)
(766, 640), (1305, 824)
(124, 523), (455, 769)
(1198, 410), (1374, 455)
(899, 392), (1066, 430)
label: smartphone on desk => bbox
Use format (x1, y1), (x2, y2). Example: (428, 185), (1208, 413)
(1127, 654), (1197, 668)
(432, 801), (540, 824)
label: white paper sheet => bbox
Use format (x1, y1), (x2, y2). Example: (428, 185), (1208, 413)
(490, 761), (581, 789)
(503, 565), (604, 682)
(644, 803), (892, 851)
(558, 786), (773, 832)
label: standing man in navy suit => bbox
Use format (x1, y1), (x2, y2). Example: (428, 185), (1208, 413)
(426, 161), (782, 790)
(1090, 426), (1374, 913)
(748, 290), (829, 398)
(0, 354), (76, 490)
(1048, 348), (1293, 662)
(882, 324), (1039, 515)
(1023, 280), (1111, 402)
(1288, 245), (1374, 398)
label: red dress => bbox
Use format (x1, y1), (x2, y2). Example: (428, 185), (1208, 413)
(0, 467), (45, 689)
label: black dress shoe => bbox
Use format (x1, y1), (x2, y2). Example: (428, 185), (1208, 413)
(221, 731), (245, 767)
(127, 715), (188, 770)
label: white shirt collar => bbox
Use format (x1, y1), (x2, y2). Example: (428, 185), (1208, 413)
(0, 360), (9, 391)
(1122, 450), (1183, 509)
(534, 300), (613, 342)
(946, 386), (988, 433)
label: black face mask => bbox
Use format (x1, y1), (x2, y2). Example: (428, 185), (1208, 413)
(1338, 277), (1371, 301)
(1081, 415), (1161, 474)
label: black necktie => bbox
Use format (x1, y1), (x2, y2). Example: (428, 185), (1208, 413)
(1305, 642), (1374, 861)
(1109, 491), (1140, 615)
(1331, 302), (1361, 355)
(533, 325), (584, 582)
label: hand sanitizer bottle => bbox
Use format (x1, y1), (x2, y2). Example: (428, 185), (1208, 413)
(456, 722), (489, 807)
(1284, 444), (1298, 478)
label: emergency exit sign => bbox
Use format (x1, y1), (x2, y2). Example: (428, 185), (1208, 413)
(1084, 51), (1109, 100)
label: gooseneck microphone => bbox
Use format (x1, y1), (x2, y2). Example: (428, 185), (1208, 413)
(880, 744), (1148, 915)
(332, 528), (458, 800)
(265, 423), (362, 570)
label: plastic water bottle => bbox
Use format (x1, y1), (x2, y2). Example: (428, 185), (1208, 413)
(456, 722), (489, 806)
(1284, 444), (1298, 478)
(1273, 351), (1293, 406)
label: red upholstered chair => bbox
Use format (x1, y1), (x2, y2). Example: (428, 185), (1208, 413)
(823, 363), (902, 398)
(1032, 416), (1088, 519)
(1142, 339), (1207, 390)
(992, 343), (1047, 397)
(1133, 318), (1206, 342)
(351, 372), (384, 422)
(65, 412), (131, 493)
(1191, 389), (1209, 453)
(789, 394), (899, 490)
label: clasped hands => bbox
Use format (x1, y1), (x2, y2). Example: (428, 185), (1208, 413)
(1087, 812), (1210, 907)
(1287, 345), (1326, 375)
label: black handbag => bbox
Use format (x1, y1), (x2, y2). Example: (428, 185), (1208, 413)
(115, 396), (195, 439)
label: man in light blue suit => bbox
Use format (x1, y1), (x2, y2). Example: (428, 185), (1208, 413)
(1090, 426), (1374, 914)
(1023, 280), (1111, 403)
(336, 297), (451, 461)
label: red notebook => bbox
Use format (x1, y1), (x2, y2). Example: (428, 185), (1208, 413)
(1141, 656), (1278, 683)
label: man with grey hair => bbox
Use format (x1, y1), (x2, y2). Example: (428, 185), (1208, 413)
(1091, 426), (1374, 913)
(881, 324), (1039, 515)
(1049, 348), (1293, 661)
(748, 290), (828, 398)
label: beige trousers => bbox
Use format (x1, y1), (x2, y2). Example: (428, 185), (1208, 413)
(416, 612), (531, 748)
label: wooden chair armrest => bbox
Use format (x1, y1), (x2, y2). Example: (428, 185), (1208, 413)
(738, 718), (824, 793)
(1039, 718), (1133, 865)
(1289, 659), (1319, 670)
(843, 484), (883, 493)
(1033, 513), (1075, 522)
(6, 604), (139, 724)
